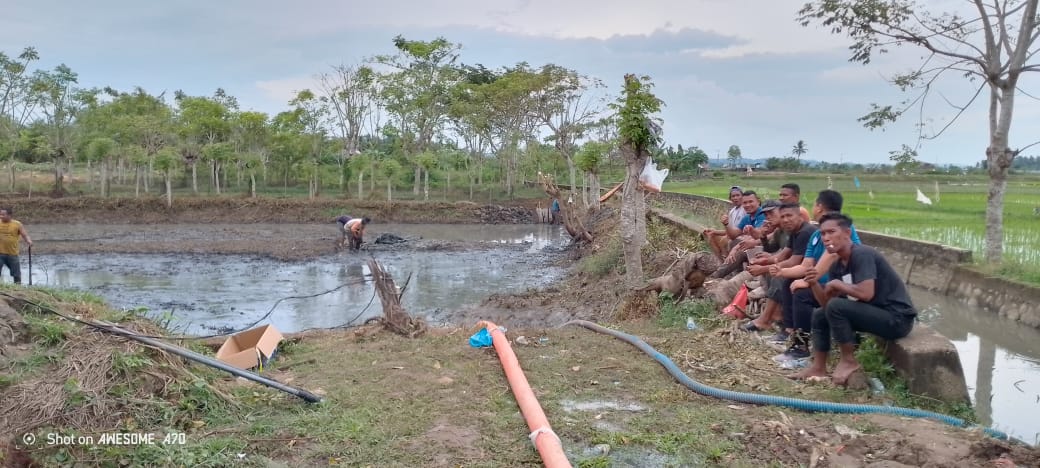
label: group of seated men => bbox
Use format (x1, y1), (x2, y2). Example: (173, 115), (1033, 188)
(702, 184), (918, 385)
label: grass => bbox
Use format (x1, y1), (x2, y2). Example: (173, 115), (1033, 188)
(664, 172), (1040, 284)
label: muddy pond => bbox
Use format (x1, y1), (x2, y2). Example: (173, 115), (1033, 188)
(19, 223), (1040, 444)
(27, 223), (568, 333)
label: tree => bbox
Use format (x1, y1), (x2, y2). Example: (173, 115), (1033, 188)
(791, 140), (807, 170)
(373, 36), (460, 196)
(727, 144), (742, 168)
(85, 137), (116, 197)
(576, 140), (610, 210)
(175, 93), (232, 193)
(416, 150), (438, 200)
(798, 0), (1039, 263)
(153, 147), (179, 207)
(287, 90), (330, 199)
(532, 64), (605, 193)
(610, 74), (664, 288)
(318, 64), (378, 190)
(35, 64), (97, 195)
(889, 144), (921, 174)
(380, 158), (402, 202)
(0, 46), (42, 191)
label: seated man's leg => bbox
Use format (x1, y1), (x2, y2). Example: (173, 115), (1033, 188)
(790, 287), (815, 355)
(824, 298), (914, 384)
(710, 250), (748, 279)
(790, 306), (832, 379)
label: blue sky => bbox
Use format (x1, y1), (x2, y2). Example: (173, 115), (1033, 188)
(4, 0), (1039, 166)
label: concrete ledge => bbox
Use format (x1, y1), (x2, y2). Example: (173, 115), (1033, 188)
(880, 324), (970, 404)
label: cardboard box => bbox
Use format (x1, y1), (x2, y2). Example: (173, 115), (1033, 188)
(215, 325), (283, 371)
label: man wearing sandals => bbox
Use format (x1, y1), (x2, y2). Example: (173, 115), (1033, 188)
(791, 213), (917, 385)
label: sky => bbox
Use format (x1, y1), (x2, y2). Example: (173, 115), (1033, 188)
(3, 0), (1039, 166)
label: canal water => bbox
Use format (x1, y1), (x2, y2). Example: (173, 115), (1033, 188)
(17, 224), (1040, 444)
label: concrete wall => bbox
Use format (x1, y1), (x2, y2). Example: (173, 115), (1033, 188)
(649, 191), (1040, 329)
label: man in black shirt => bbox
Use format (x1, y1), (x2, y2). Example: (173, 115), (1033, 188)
(791, 213), (917, 385)
(750, 203), (818, 360)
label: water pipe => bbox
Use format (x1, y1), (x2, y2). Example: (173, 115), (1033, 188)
(563, 319), (1023, 444)
(475, 321), (572, 468)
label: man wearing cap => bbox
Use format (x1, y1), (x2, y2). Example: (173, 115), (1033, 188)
(703, 186), (746, 259)
(711, 199), (782, 279)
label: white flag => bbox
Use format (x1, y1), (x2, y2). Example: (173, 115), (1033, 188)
(916, 187), (933, 205)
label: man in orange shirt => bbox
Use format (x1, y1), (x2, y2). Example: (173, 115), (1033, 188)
(0, 208), (33, 284)
(779, 183), (812, 223)
(344, 217), (371, 252)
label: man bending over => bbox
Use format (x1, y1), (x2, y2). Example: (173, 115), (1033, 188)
(791, 213), (917, 385)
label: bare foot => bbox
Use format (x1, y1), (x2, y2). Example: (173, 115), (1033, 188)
(831, 359), (862, 386)
(788, 367), (827, 381)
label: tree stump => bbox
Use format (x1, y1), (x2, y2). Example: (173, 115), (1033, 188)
(367, 259), (427, 338)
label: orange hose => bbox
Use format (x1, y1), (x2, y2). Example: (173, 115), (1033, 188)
(476, 321), (572, 468)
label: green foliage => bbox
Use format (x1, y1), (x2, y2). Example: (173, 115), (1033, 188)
(657, 296), (718, 329)
(609, 74), (664, 153)
(889, 144), (921, 174)
(579, 236), (623, 277)
(25, 315), (68, 346)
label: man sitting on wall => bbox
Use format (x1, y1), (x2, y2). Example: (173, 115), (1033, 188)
(791, 213), (918, 385)
(702, 186), (747, 259)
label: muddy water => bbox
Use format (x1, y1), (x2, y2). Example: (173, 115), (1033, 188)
(26, 224), (567, 334)
(912, 288), (1040, 445)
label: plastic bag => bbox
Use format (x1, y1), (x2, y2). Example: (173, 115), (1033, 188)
(468, 328), (493, 348)
(638, 157), (669, 192)
(722, 284), (748, 320)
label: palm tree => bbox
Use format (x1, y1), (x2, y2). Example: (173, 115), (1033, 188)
(791, 140), (808, 171)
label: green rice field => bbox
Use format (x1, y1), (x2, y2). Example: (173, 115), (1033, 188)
(664, 173), (1040, 284)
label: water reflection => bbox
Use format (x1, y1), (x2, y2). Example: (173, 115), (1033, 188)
(912, 288), (1040, 445)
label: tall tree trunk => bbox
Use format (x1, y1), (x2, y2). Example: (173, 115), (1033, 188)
(164, 172), (173, 208)
(358, 172), (364, 199)
(101, 159), (110, 197)
(250, 173), (256, 198)
(8, 160), (15, 192)
(423, 169), (429, 201)
(214, 164), (221, 195)
(145, 158), (152, 193)
(134, 166), (141, 198)
(620, 143), (647, 288)
(984, 84), (1018, 263)
(413, 165), (421, 196)
(87, 160), (93, 190)
(52, 159), (64, 194)
(387, 180), (392, 202)
(191, 162), (198, 193)
(589, 172), (601, 210)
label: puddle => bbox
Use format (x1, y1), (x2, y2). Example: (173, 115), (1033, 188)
(912, 288), (1040, 445)
(559, 400), (647, 413)
(26, 225), (568, 335)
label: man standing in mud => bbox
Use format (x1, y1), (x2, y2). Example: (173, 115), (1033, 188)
(345, 217), (371, 252)
(0, 208), (32, 284)
(791, 213), (917, 385)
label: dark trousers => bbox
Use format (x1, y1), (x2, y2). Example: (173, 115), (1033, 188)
(787, 286), (816, 333)
(0, 254), (21, 283)
(811, 298), (915, 352)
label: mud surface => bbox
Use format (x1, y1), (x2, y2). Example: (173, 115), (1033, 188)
(28, 223), (570, 334)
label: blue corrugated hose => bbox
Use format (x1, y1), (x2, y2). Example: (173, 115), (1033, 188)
(563, 320), (1022, 444)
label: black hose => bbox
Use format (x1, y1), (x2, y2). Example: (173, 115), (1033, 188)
(97, 320), (323, 403)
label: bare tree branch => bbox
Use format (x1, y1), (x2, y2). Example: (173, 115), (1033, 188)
(925, 81), (987, 139)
